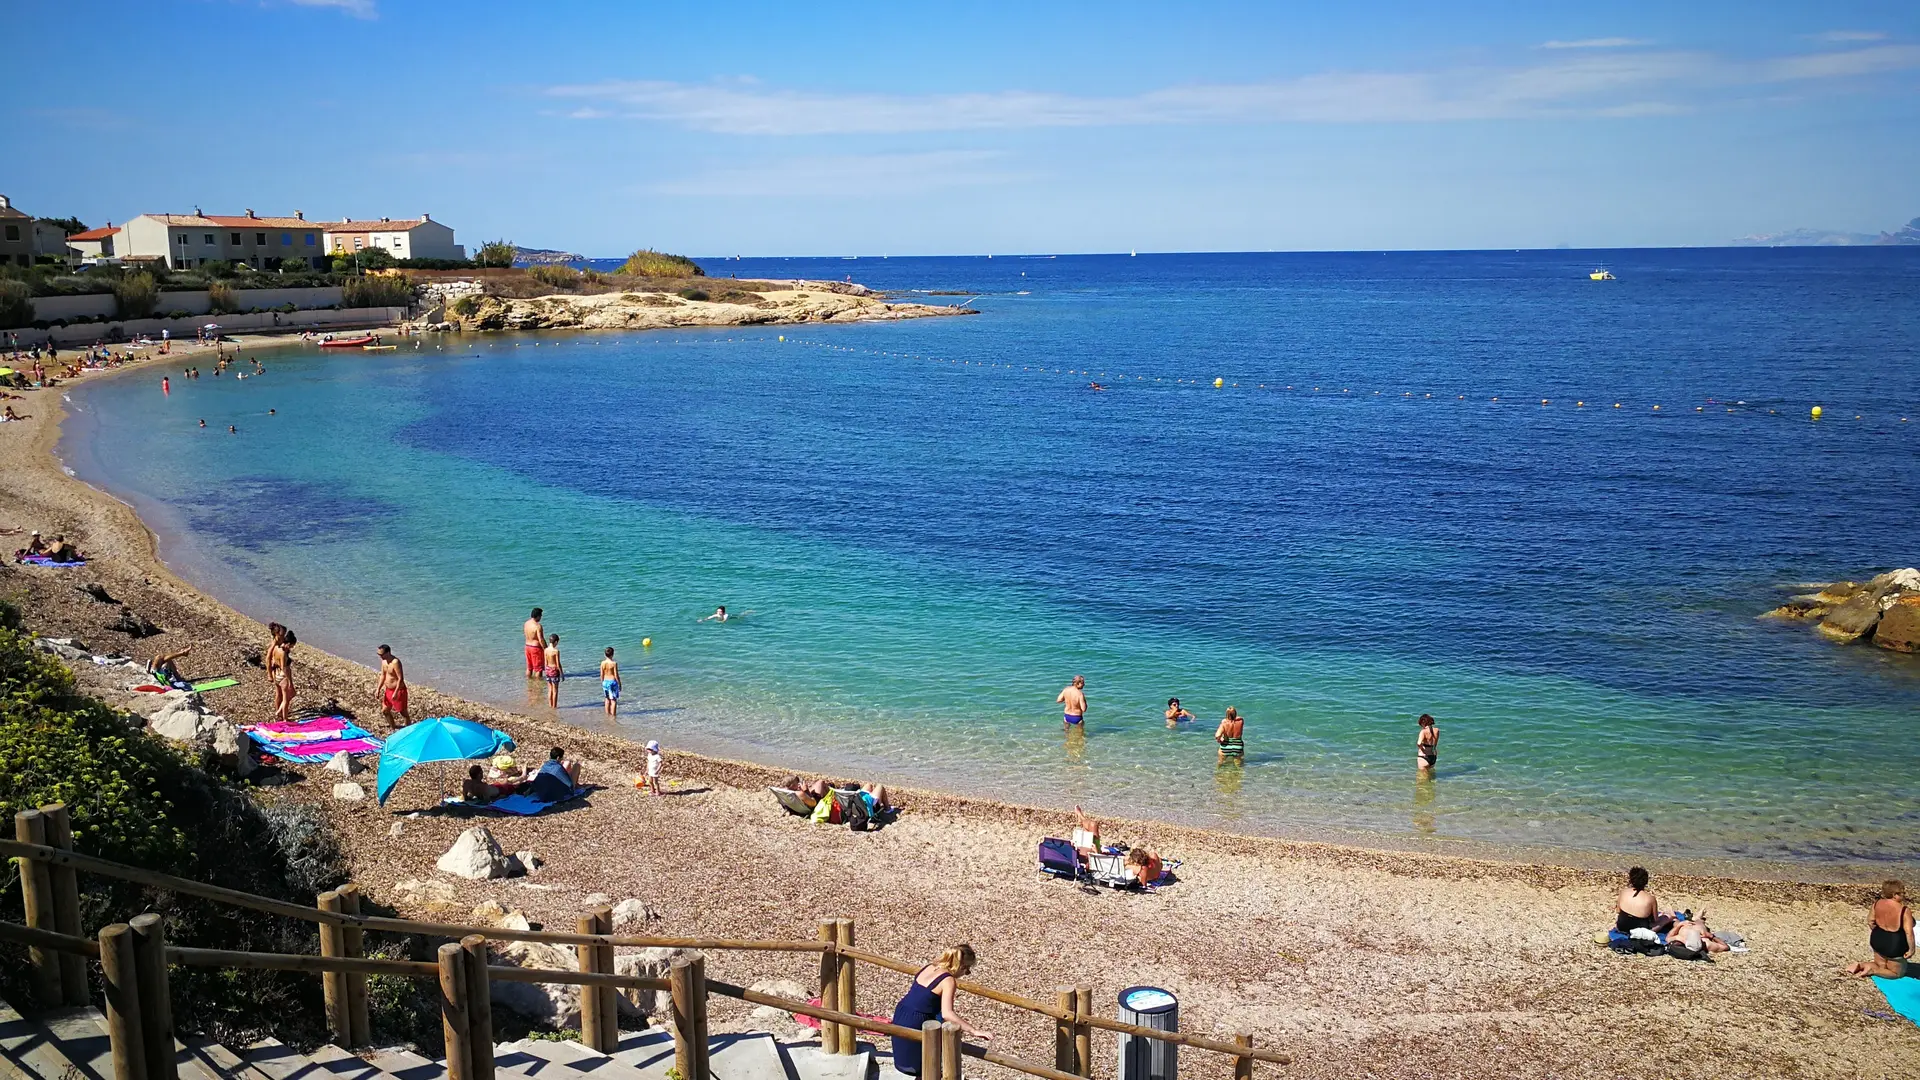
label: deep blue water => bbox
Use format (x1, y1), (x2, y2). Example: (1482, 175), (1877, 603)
(66, 249), (1920, 869)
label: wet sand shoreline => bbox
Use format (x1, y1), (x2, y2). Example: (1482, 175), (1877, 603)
(4, 336), (1916, 1077)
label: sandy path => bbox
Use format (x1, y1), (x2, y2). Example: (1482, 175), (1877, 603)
(1, 344), (1914, 1079)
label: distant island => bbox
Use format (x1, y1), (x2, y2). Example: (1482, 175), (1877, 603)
(513, 245), (588, 265)
(1730, 216), (1920, 247)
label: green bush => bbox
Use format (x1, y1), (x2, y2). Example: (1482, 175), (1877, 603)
(526, 264), (580, 290)
(342, 274), (414, 309)
(451, 295), (480, 317)
(620, 249), (704, 278)
(112, 272), (159, 319)
(396, 257), (472, 271)
(349, 248), (398, 271)
(0, 279), (31, 328)
(208, 281), (240, 315)
(475, 240), (516, 269)
(677, 288), (709, 302)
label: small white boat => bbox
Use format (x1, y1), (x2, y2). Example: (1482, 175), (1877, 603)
(1590, 269), (1615, 281)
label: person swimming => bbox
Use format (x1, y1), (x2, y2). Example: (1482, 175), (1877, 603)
(1165, 697), (1194, 727)
(699, 606), (729, 622)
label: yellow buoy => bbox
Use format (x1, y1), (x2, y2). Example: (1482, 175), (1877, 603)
(778, 335), (785, 342)
(1811, 405), (1823, 419)
(1576, 401), (1585, 407)
(1653, 405), (1661, 410)
(1214, 378), (1224, 388)
(642, 637), (652, 648)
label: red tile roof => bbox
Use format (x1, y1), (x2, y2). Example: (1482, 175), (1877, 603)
(143, 213), (318, 229)
(67, 226), (120, 241)
(324, 219), (431, 233)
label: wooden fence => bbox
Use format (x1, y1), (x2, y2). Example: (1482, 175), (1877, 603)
(1, 805), (1290, 1080)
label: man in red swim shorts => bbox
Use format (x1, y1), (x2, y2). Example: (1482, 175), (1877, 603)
(376, 644), (409, 721)
(523, 607), (545, 679)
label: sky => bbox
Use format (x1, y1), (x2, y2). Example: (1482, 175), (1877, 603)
(6, 0), (1919, 256)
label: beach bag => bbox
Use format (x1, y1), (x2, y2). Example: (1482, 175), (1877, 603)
(1038, 838), (1081, 879)
(843, 791), (872, 832)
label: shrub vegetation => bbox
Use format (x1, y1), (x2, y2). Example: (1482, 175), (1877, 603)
(112, 272), (159, 319)
(343, 274), (415, 309)
(620, 249), (704, 278)
(475, 240), (517, 269)
(0, 280), (31, 329)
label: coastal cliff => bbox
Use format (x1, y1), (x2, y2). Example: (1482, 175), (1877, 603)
(425, 280), (975, 334)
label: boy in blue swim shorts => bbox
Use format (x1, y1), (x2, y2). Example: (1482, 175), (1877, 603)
(600, 646), (621, 718)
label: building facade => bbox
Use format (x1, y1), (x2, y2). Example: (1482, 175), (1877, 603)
(322, 215), (463, 261)
(119, 210), (328, 270)
(65, 225), (119, 259)
(0, 195), (31, 267)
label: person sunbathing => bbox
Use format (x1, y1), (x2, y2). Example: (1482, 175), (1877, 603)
(1845, 880), (1914, 979)
(1665, 914), (1730, 957)
(487, 753), (526, 788)
(149, 645), (193, 686)
(784, 775), (899, 810)
(21, 532), (47, 558)
(1126, 847), (1165, 888)
(462, 765), (502, 803)
(1, 406), (24, 421)
(1071, 806), (1103, 859)
(1615, 867), (1663, 934)
(41, 536), (84, 562)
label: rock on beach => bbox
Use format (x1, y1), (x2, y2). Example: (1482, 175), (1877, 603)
(437, 826), (512, 880)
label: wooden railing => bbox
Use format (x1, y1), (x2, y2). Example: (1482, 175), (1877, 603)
(2, 804), (1290, 1080)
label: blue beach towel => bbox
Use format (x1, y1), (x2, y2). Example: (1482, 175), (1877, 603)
(478, 790), (585, 816)
(18, 556), (86, 568)
(1873, 975), (1920, 1027)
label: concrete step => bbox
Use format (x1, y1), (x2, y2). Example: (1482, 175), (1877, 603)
(0, 1000), (90, 1080)
(781, 1041), (872, 1080)
(494, 1039), (650, 1080)
(180, 1035), (284, 1080)
(366, 1047), (444, 1080)
(242, 1039), (395, 1080)
(36, 1006), (115, 1080)
(613, 1030), (789, 1080)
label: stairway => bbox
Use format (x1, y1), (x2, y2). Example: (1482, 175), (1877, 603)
(0, 999), (904, 1080)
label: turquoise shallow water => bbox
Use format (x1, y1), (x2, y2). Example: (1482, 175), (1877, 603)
(60, 250), (1920, 870)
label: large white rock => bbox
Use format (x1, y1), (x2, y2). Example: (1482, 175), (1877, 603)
(332, 782), (366, 802)
(324, 751), (361, 776)
(614, 947), (701, 1017)
(437, 826), (510, 880)
(148, 704), (254, 777)
(748, 978), (811, 1025)
(612, 898), (659, 926)
(490, 938), (584, 1028)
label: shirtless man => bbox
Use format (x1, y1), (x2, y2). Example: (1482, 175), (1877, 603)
(542, 633), (563, 709)
(523, 608), (545, 678)
(376, 644), (409, 721)
(599, 646), (621, 718)
(1056, 675), (1087, 729)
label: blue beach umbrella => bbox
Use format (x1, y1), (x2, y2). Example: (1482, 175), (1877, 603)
(375, 715), (515, 805)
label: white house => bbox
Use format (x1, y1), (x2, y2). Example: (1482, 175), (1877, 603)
(120, 210), (328, 270)
(323, 215), (463, 261)
(64, 224), (119, 260)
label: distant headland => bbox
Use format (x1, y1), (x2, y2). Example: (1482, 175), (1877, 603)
(1730, 215), (1920, 247)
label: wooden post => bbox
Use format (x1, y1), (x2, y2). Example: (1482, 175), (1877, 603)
(1233, 1032), (1253, 1080)
(461, 936), (495, 1080)
(940, 1021), (961, 1080)
(1073, 986), (1093, 1079)
(129, 915), (177, 1080)
(816, 920), (840, 1054)
(438, 943), (473, 1080)
(39, 804), (88, 1006)
(1054, 988), (1076, 1073)
(670, 958), (707, 1080)
(337, 885), (371, 1047)
(15, 810), (61, 1004)
(593, 905), (619, 1053)
(920, 1021), (944, 1080)
(99, 924), (147, 1080)
(834, 919), (856, 1054)
(317, 889), (350, 1045)
(688, 955), (710, 1080)
(577, 913), (614, 1053)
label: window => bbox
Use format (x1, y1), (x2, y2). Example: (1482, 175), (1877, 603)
(205, 234), (215, 245)
(255, 232), (266, 245)
(178, 234), (188, 245)
(282, 233), (292, 246)
(353, 237), (363, 249)
(305, 233), (315, 246)
(230, 232), (241, 244)
(2, 225), (17, 242)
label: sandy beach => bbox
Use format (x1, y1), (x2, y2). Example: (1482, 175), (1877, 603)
(2, 342), (1917, 1079)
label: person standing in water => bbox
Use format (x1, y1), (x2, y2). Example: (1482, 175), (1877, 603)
(600, 646), (621, 718)
(1056, 675), (1087, 729)
(523, 608), (545, 679)
(376, 644), (409, 722)
(1165, 697), (1194, 727)
(542, 634), (563, 709)
(1214, 706), (1245, 763)
(1416, 713), (1439, 773)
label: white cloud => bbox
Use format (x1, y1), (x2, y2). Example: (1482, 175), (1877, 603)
(648, 150), (1027, 197)
(1809, 30), (1887, 43)
(548, 43), (1920, 136)
(284, 0), (376, 18)
(1541, 37), (1651, 49)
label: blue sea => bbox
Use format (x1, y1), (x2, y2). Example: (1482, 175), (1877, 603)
(61, 249), (1920, 871)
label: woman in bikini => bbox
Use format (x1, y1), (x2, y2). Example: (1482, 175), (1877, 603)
(1615, 866), (1660, 935)
(888, 945), (991, 1076)
(1416, 713), (1439, 773)
(1845, 879), (1914, 978)
(1214, 707), (1245, 764)
(266, 624), (297, 724)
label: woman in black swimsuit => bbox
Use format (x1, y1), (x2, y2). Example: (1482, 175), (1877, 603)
(1846, 879), (1914, 978)
(1615, 866), (1659, 934)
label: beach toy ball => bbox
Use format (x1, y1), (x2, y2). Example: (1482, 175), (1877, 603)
(1810, 405), (1822, 419)
(1213, 378), (1224, 388)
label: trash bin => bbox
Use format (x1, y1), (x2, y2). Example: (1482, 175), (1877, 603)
(1116, 985), (1177, 1080)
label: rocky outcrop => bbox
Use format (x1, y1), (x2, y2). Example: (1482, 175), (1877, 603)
(142, 691), (255, 777)
(1767, 569), (1920, 651)
(436, 826), (512, 880)
(440, 281), (972, 335)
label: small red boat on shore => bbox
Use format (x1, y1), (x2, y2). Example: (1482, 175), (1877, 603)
(318, 335), (377, 348)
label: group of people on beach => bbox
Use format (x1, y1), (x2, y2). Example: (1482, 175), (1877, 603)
(519, 607), (671, 795)
(1060, 675), (1442, 773)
